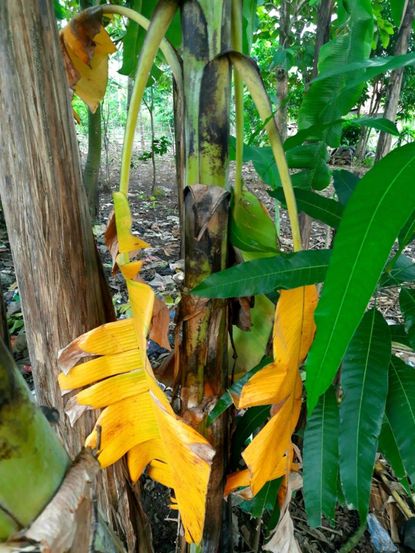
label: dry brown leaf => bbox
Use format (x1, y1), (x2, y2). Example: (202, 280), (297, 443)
(104, 210), (119, 274)
(264, 472), (303, 553)
(60, 8), (116, 112)
(150, 296), (171, 351)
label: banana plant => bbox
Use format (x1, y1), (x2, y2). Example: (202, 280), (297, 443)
(56, 1), (312, 550)
(56, 0), (415, 551)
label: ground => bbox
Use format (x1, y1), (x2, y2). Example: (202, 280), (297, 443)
(1, 145), (412, 552)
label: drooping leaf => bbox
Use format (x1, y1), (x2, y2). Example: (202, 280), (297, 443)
(399, 288), (415, 348)
(271, 188), (343, 228)
(386, 356), (415, 483)
(332, 170), (360, 206)
(239, 286), (318, 409)
(58, 192), (213, 544)
(305, 143), (415, 413)
(303, 387), (339, 527)
(192, 250), (331, 298)
(230, 189), (278, 254)
(339, 309), (391, 520)
(60, 9), (116, 112)
(380, 255), (415, 287)
(379, 415), (411, 492)
(238, 286), (318, 495)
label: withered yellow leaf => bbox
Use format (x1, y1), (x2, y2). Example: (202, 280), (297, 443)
(239, 285), (318, 408)
(58, 191), (213, 544)
(233, 286), (318, 497)
(60, 9), (116, 112)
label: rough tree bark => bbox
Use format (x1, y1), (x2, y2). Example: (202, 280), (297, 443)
(179, 1), (232, 551)
(375, 0), (415, 160)
(0, 2), (151, 551)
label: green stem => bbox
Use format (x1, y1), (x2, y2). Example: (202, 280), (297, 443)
(102, 2), (178, 196)
(231, 0), (243, 199)
(229, 53), (302, 252)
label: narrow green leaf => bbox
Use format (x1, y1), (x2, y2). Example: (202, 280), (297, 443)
(387, 356), (415, 482)
(399, 288), (415, 348)
(312, 52), (415, 87)
(379, 415), (411, 492)
(231, 406), (270, 469)
(305, 143), (415, 413)
(239, 478), (281, 518)
(303, 387), (339, 527)
(332, 170), (359, 206)
(192, 250), (331, 298)
(271, 188), (343, 228)
(352, 117), (399, 136)
(206, 357), (271, 426)
(399, 211), (415, 249)
(339, 309), (391, 520)
(380, 255), (415, 287)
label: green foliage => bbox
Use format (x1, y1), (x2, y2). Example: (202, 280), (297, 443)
(271, 188), (343, 228)
(387, 357), (415, 483)
(298, 0), (374, 147)
(138, 135), (170, 161)
(192, 250), (331, 299)
(303, 387), (339, 527)
(305, 143), (415, 413)
(339, 309), (391, 520)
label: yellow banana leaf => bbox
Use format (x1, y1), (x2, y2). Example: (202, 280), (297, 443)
(227, 285), (318, 497)
(60, 10), (116, 112)
(58, 192), (214, 544)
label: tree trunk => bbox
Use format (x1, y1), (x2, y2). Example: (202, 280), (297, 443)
(179, 1), (231, 551)
(80, 0), (102, 220)
(312, 0), (333, 78)
(149, 87), (157, 193)
(173, 79), (185, 256)
(83, 105), (102, 219)
(275, 0), (290, 142)
(0, 2), (151, 551)
(376, 0), (415, 160)
(300, 0), (333, 249)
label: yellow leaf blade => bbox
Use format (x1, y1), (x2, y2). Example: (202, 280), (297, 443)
(75, 369), (147, 408)
(58, 349), (142, 390)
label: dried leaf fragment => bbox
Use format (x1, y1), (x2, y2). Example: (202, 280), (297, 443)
(60, 8), (116, 112)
